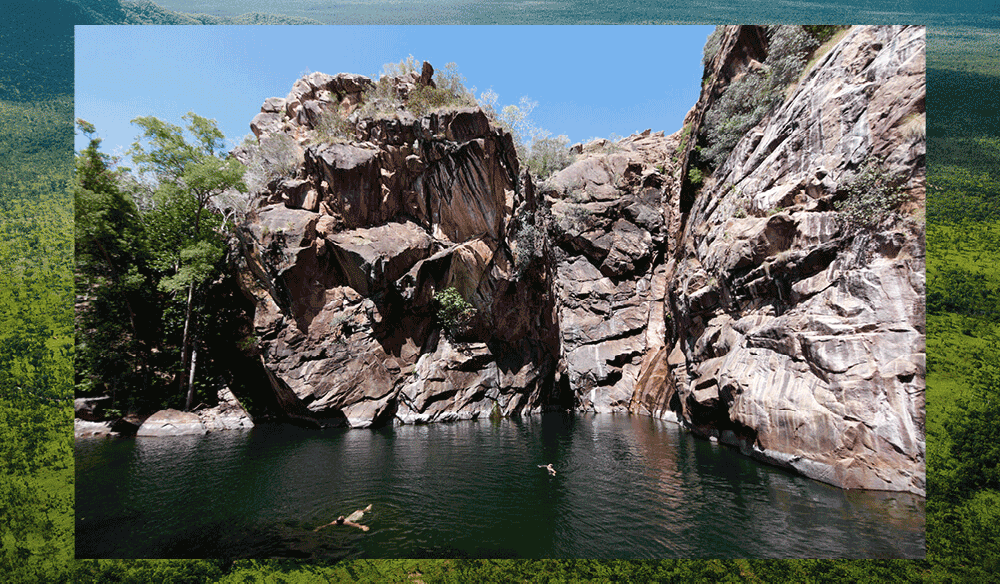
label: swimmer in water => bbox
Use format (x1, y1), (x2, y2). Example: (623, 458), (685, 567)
(315, 504), (372, 532)
(538, 463), (556, 476)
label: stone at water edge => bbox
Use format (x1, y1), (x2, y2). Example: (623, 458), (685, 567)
(136, 409), (207, 437)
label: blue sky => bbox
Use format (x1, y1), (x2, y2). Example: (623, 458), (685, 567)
(75, 26), (715, 158)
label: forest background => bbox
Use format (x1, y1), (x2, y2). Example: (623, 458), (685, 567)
(2, 1), (999, 581)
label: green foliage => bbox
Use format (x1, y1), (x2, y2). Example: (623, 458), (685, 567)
(701, 26), (819, 168)
(73, 559), (227, 584)
(674, 122), (693, 160)
(159, 240), (226, 293)
(802, 25), (843, 45)
(408, 62), (477, 118)
(923, 35), (1000, 567)
(0, 91), (73, 581)
(943, 344), (1000, 496)
(927, 156), (1000, 223)
(434, 287), (477, 340)
(702, 27), (724, 68)
(525, 134), (575, 180)
(686, 167), (704, 189)
(75, 114), (250, 413)
(835, 158), (906, 229)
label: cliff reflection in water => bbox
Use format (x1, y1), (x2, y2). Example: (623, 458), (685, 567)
(76, 413), (924, 559)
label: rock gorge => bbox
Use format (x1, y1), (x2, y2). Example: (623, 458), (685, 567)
(230, 26), (925, 495)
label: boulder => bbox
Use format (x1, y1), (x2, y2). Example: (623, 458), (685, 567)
(327, 220), (433, 297)
(136, 409), (207, 437)
(197, 387), (254, 431)
(75, 419), (114, 438)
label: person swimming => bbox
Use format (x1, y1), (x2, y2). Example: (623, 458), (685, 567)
(315, 504), (372, 532)
(538, 463), (556, 476)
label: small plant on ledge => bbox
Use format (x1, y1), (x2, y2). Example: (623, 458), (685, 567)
(836, 158), (906, 229)
(434, 286), (477, 340)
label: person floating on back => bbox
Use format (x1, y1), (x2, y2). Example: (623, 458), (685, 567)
(538, 463), (556, 476)
(315, 504), (372, 532)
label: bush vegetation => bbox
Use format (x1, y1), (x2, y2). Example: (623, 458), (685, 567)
(238, 132), (300, 194)
(478, 89), (576, 179)
(313, 103), (354, 144)
(702, 27), (725, 68)
(835, 158), (906, 228)
(700, 26), (821, 168)
(434, 287), (477, 340)
(510, 212), (546, 276)
(408, 62), (477, 118)
(524, 134), (575, 179)
(359, 57), (476, 120)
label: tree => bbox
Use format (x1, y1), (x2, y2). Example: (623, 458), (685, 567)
(128, 113), (246, 410)
(75, 119), (151, 410)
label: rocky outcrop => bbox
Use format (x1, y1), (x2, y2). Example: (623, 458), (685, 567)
(629, 25), (926, 495)
(541, 130), (680, 413)
(75, 395), (112, 421)
(236, 65), (559, 428)
(232, 29), (924, 495)
(75, 419), (115, 438)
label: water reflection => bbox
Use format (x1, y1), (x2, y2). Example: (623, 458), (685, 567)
(77, 414), (923, 559)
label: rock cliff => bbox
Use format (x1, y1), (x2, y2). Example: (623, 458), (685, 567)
(232, 26), (924, 494)
(235, 68), (560, 427)
(630, 25), (925, 495)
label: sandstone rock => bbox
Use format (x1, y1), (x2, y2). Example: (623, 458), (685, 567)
(630, 25), (925, 495)
(136, 409), (207, 437)
(197, 387), (254, 431)
(327, 220), (434, 297)
(75, 419), (114, 438)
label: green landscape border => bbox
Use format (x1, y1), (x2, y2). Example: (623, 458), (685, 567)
(4, 0), (999, 580)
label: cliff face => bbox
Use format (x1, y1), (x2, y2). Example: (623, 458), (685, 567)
(630, 25), (926, 495)
(233, 25), (924, 494)
(235, 70), (560, 427)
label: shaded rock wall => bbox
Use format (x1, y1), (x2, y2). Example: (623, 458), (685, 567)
(541, 131), (681, 413)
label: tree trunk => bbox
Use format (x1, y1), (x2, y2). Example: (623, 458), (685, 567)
(179, 279), (195, 409)
(184, 342), (198, 412)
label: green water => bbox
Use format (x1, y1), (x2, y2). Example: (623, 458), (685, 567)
(76, 413), (924, 559)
